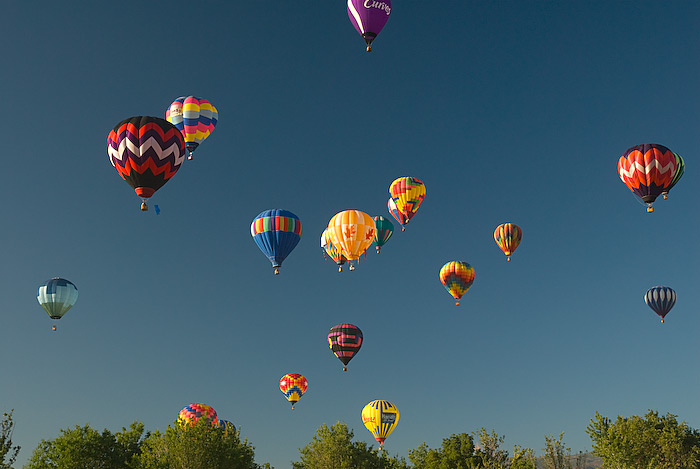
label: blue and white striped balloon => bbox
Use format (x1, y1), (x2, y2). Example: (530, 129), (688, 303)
(644, 286), (676, 323)
(37, 278), (78, 320)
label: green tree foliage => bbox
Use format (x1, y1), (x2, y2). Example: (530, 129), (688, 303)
(25, 422), (145, 469)
(474, 428), (509, 468)
(408, 433), (481, 468)
(510, 445), (536, 469)
(292, 421), (407, 469)
(0, 410), (20, 469)
(586, 410), (700, 468)
(137, 419), (259, 469)
(542, 433), (571, 469)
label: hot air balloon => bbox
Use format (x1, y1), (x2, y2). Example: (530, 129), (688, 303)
(251, 209), (302, 274)
(280, 373), (307, 410)
(178, 403), (218, 427)
(388, 177), (425, 231)
(662, 152), (684, 199)
(645, 286), (676, 323)
(494, 223), (522, 261)
(107, 116), (185, 211)
(217, 419), (236, 436)
(328, 324), (363, 371)
(618, 144), (678, 212)
(347, 0), (391, 52)
(166, 96), (218, 160)
(361, 400), (399, 449)
(327, 210), (376, 271)
(321, 228), (347, 272)
(37, 277), (78, 331)
(439, 261), (475, 306)
(372, 216), (394, 253)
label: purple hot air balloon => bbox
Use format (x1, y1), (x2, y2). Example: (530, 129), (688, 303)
(347, 0), (391, 52)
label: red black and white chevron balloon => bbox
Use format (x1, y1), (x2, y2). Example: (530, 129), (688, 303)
(107, 116), (185, 210)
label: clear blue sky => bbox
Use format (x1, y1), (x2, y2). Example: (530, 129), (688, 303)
(1, 1), (699, 467)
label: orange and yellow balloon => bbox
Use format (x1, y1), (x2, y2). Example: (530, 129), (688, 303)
(361, 400), (399, 449)
(494, 223), (522, 261)
(327, 210), (376, 270)
(439, 261), (475, 305)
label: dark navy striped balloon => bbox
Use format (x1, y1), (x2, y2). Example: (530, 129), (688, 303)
(644, 286), (676, 323)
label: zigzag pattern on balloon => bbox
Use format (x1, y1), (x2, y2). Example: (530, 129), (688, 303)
(617, 145), (677, 189)
(108, 124), (185, 180)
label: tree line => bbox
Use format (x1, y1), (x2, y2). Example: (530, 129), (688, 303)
(1, 409), (699, 468)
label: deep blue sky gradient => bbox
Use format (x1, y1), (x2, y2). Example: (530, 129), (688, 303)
(1, 1), (699, 467)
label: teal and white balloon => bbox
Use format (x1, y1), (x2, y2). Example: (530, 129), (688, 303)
(37, 278), (78, 330)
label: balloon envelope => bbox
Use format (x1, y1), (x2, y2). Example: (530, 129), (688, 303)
(166, 96), (218, 157)
(178, 403), (218, 427)
(618, 144), (677, 211)
(280, 373), (308, 409)
(388, 177), (425, 229)
(494, 223), (522, 260)
(347, 0), (391, 50)
(328, 324), (363, 370)
(251, 209), (302, 274)
(662, 152), (684, 198)
(327, 210), (376, 262)
(439, 261), (475, 305)
(372, 216), (394, 253)
(37, 277), (78, 319)
(107, 116), (185, 205)
(361, 400), (399, 446)
(645, 286), (676, 323)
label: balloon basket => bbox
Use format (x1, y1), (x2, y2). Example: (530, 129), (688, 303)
(141, 201), (148, 211)
(663, 194), (668, 199)
(349, 264), (355, 271)
(366, 45), (372, 52)
(338, 266), (343, 273)
(507, 256), (511, 261)
(343, 367), (347, 372)
(455, 301), (460, 306)
(376, 246), (381, 254)
(661, 319), (665, 323)
(52, 324), (57, 331)
(274, 268), (280, 275)
(647, 205), (654, 213)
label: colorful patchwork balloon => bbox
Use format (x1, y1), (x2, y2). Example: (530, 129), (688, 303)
(361, 400), (399, 449)
(347, 0), (391, 52)
(251, 209), (302, 274)
(279, 373), (307, 410)
(166, 96), (218, 160)
(178, 403), (218, 427)
(321, 228), (347, 272)
(388, 177), (426, 230)
(372, 216), (394, 253)
(107, 116), (185, 211)
(328, 324), (363, 371)
(439, 261), (475, 306)
(618, 144), (678, 212)
(662, 152), (684, 199)
(327, 210), (376, 270)
(37, 277), (78, 331)
(645, 286), (676, 323)
(494, 223), (522, 261)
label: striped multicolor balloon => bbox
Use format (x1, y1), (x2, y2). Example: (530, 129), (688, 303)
(327, 210), (376, 268)
(328, 324), (363, 371)
(662, 152), (684, 199)
(217, 419), (236, 436)
(166, 96), (218, 159)
(494, 223), (522, 261)
(644, 286), (676, 323)
(279, 373), (307, 410)
(388, 177), (426, 230)
(361, 400), (399, 448)
(251, 209), (302, 274)
(107, 116), (185, 211)
(439, 261), (475, 306)
(372, 216), (394, 253)
(618, 144), (677, 212)
(178, 403), (218, 427)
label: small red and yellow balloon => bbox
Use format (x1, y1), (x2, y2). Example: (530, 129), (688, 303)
(494, 223), (522, 261)
(279, 373), (308, 410)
